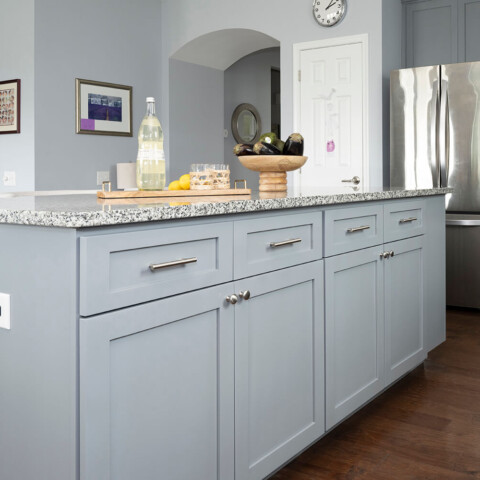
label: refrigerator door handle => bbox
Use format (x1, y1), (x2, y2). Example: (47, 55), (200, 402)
(431, 80), (440, 187)
(439, 79), (450, 187)
(446, 218), (480, 226)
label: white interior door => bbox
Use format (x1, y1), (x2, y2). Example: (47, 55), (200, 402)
(294, 37), (367, 189)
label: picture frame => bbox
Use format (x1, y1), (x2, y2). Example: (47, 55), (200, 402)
(0, 79), (21, 135)
(75, 78), (132, 136)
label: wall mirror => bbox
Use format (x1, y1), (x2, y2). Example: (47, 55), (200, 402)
(231, 103), (262, 144)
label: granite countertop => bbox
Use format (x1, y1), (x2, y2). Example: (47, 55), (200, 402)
(0, 187), (452, 228)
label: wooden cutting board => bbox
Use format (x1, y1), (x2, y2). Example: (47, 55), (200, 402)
(97, 188), (251, 199)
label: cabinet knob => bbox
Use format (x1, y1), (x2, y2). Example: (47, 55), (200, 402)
(239, 290), (251, 300)
(389, 251), (395, 257)
(226, 294), (238, 305)
(380, 252), (390, 259)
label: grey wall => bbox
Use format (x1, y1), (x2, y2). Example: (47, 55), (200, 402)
(34, 0), (163, 190)
(168, 59), (224, 183)
(161, 0), (385, 187)
(382, 0), (404, 186)
(224, 48), (280, 191)
(0, 0), (35, 192)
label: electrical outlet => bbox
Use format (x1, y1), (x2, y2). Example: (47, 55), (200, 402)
(3, 171), (16, 186)
(96, 171), (110, 186)
(0, 293), (11, 330)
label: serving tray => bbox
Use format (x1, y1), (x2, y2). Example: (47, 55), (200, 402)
(97, 188), (251, 199)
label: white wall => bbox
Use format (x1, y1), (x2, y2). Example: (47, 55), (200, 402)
(169, 59), (224, 182)
(34, 0), (163, 190)
(161, 0), (384, 187)
(0, 0), (35, 192)
(224, 48), (280, 190)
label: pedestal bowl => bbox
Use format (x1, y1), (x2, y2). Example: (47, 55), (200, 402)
(237, 155), (307, 192)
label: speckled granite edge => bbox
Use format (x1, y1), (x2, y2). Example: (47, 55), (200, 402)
(0, 188), (452, 228)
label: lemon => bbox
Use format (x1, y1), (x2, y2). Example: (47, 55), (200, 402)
(179, 174), (190, 190)
(168, 180), (181, 190)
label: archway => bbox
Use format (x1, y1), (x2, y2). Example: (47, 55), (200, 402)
(168, 29), (280, 187)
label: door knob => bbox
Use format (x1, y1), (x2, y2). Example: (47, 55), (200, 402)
(239, 290), (251, 300)
(226, 294), (238, 305)
(341, 176), (361, 185)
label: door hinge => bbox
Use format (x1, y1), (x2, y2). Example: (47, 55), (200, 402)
(298, 70), (301, 82)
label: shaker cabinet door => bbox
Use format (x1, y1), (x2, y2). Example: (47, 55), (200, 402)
(79, 284), (235, 480)
(384, 236), (426, 385)
(234, 262), (325, 480)
(325, 247), (384, 430)
(405, 0), (457, 67)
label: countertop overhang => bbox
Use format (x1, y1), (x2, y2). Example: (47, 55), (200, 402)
(0, 187), (452, 228)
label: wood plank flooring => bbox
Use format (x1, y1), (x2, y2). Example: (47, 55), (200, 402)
(271, 308), (480, 480)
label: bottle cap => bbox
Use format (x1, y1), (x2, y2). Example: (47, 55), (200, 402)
(146, 97), (155, 103)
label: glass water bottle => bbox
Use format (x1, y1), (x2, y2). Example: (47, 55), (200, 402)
(136, 97), (165, 190)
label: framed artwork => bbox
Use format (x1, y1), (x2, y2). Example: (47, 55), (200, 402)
(75, 78), (132, 136)
(0, 79), (21, 134)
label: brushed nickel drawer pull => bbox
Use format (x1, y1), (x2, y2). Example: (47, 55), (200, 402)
(399, 217), (417, 224)
(347, 225), (370, 234)
(149, 257), (197, 272)
(270, 238), (302, 248)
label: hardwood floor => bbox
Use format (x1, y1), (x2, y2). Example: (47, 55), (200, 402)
(271, 308), (480, 480)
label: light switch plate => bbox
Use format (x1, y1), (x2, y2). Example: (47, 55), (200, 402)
(96, 171), (110, 186)
(3, 171), (16, 186)
(0, 292), (11, 330)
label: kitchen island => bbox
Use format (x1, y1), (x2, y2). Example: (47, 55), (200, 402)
(0, 187), (449, 480)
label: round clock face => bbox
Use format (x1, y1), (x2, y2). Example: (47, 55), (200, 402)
(313, 0), (347, 27)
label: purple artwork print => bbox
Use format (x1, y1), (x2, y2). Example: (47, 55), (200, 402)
(327, 140), (335, 153)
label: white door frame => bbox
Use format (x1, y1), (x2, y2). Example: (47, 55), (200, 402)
(292, 34), (369, 190)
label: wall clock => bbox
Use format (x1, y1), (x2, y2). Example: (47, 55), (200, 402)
(313, 0), (347, 27)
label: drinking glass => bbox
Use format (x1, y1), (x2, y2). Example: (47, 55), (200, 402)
(210, 164), (230, 189)
(190, 164), (213, 190)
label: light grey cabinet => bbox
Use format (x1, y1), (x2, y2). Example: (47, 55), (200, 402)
(234, 262), (324, 480)
(233, 212), (322, 279)
(384, 236), (425, 385)
(405, 0), (457, 67)
(325, 247), (384, 430)
(324, 204), (383, 257)
(404, 0), (480, 67)
(80, 237), (325, 480)
(79, 222), (234, 316)
(0, 195), (447, 480)
(80, 284), (235, 480)
(383, 200), (425, 242)
(459, 0), (480, 62)
(325, 200), (429, 429)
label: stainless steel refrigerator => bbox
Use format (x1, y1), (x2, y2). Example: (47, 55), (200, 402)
(390, 61), (480, 308)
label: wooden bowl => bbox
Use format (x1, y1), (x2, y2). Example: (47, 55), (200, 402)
(237, 155), (307, 192)
(237, 155), (307, 172)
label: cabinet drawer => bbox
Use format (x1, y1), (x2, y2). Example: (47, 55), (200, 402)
(80, 222), (233, 316)
(324, 205), (383, 257)
(234, 212), (322, 279)
(384, 200), (425, 242)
